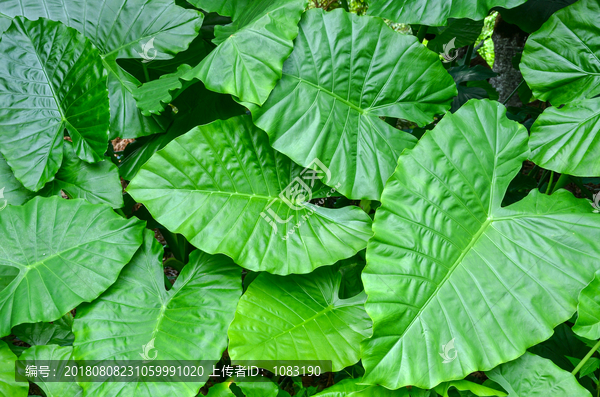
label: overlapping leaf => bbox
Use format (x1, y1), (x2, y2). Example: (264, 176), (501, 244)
(20, 345), (82, 397)
(12, 313), (74, 346)
(0, 17), (109, 191)
(0, 196), (144, 337)
(486, 352), (592, 396)
(520, 0), (600, 105)
(0, 0), (203, 138)
(573, 271), (600, 340)
(188, 0), (250, 18)
(73, 230), (242, 397)
(0, 154), (33, 207)
(121, 81), (245, 181)
(186, 0), (307, 105)
(366, 0), (527, 26)
(361, 99), (600, 389)
(38, 141), (123, 208)
(228, 266), (372, 370)
(127, 115), (373, 274)
(529, 98), (600, 176)
(248, 9), (457, 200)
(0, 340), (27, 397)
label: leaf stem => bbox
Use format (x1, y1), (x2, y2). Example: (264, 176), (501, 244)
(464, 44), (474, 67)
(572, 339), (600, 376)
(416, 25), (428, 43)
(527, 165), (539, 177)
(550, 174), (570, 194)
(503, 79), (525, 106)
(142, 62), (150, 83)
(339, 0), (349, 12)
(546, 171), (554, 194)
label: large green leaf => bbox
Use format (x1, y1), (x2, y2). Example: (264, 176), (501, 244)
(529, 98), (600, 177)
(73, 229), (242, 397)
(228, 266), (372, 371)
(520, 0), (600, 105)
(12, 313), (74, 346)
(573, 271), (600, 340)
(0, 0), (203, 139)
(0, 154), (33, 207)
(247, 9), (456, 200)
(361, 99), (600, 389)
(0, 196), (144, 337)
(0, 17), (109, 191)
(366, 0), (527, 26)
(38, 141), (123, 208)
(186, 0), (306, 105)
(0, 340), (27, 397)
(486, 352), (592, 396)
(127, 115), (373, 274)
(20, 345), (82, 397)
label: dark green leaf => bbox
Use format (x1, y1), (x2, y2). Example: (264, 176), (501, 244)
(0, 17), (109, 191)
(248, 9), (457, 200)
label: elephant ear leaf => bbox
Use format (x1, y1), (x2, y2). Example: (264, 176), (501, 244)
(228, 266), (372, 371)
(0, 0), (203, 139)
(187, 0), (307, 105)
(573, 271), (600, 340)
(247, 9), (457, 200)
(127, 115), (373, 275)
(521, 0), (600, 105)
(361, 99), (600, 389)
(73, 229), (242, 397)
(486, 352), (592, 397)
(0, 196), (145, 337)
(529, 97), (600, 177)
(0, 17), (109, 191)
(366, 0), (527, 26)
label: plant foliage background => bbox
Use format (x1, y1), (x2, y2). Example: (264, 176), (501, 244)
(0, 0), (599, 396)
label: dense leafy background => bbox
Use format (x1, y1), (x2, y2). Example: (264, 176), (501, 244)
(0, 0), (599, 396)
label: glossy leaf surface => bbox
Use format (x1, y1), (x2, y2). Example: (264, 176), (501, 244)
(361, 99), (600, 389)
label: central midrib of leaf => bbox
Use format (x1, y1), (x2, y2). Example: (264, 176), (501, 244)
(250, 304), (336, 348)
(400, 217), (493, 338)
(287, 75), (366, 115)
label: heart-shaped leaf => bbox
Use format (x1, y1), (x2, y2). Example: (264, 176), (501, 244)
(187, 0), (307, 105)
(0, 0), (203, 138)
(20, 345), (82, 397)
(520, 0), (600, 105)
(127, 115), (373, 274)
(73, 229), (242, 397)
(0, 196), (145, 337)
(0, 340), (27, 397)
(573, 271), (600, 340)
(486, 352), (592, 396)
(361, 99), (600, 389)
(228, 265), (372, 371)
(366, 0), (527, 26)
(0, 17), (109, 191)
(529, 98), (600, 177)
(247, 9), (456, 200)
